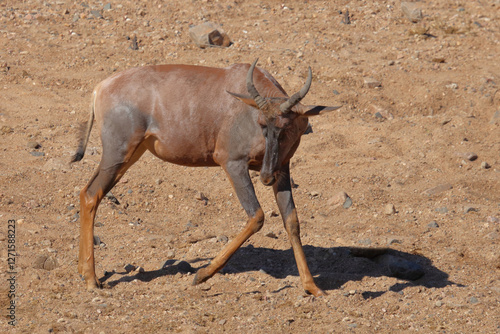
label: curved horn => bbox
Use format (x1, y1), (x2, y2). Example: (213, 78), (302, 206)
(246, 59), (267, 109)
(280, 67), (312, 113)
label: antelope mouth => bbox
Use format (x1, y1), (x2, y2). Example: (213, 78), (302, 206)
(260, 173), (277, 186)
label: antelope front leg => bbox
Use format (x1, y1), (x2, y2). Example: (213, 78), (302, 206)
(273, 163), (325, 296)
(193, 160), (264, 285)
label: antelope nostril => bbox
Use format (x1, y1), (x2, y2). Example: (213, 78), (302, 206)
(260, 175), (276, 186)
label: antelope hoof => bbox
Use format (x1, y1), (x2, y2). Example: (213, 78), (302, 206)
(305, 286), (327, 297)
(85, 276), (102, 290)
(192, 268), (212, 285)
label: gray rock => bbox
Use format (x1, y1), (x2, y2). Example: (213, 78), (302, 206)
(343, 196), (353, 209)
(90, 10), (103, 19)
(124, 264), (136, 272)
(217, 235), (229, 243)
(490, 110), (500, 124)
(427, 221), (439, 228)
(103, 3), (111, 10)
(42, 158), (70, 172)
(328, 191), (351, 209)
(33, 255), (58, 271)
(469, 297), (479, 304)
(30, 151), (45, 157)
(423, 184), (453, 196)
(463, 152), (478, 161)
(435, 207), (448, 214)
(401, 2), (423, 23)
(27, 141), (41, 149)
(481, 161), (491, 169)
(364, 77), (381, 88)
(189, 22), (231, 49)
(174, 260), (194, 273)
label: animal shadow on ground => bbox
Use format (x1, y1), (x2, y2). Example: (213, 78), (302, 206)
(101, 245), (459, 298)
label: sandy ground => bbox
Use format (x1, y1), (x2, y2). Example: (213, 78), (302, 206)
(0, 0), (499, 332)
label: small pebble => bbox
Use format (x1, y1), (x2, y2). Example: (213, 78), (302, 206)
(427, 221), (439, 228)
(464, 206), (478, 214)
(384, 203), (396, 215)
(481, 161), (491, 169)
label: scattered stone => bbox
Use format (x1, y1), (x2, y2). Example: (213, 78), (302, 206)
(103, 3), (111, 10)
(427, 221), (439, 228)
(124, 264), (136, 272)
(166, 250), (175, 258)
(459, 152), (478, 161)
(435, 207), (448, 214)
(27, 141), (41, 149)
(343, 196), (353, 209)
(134, 266), (145, 273)
(422, 184), (453, 196)
(469, 297), (479, 304)
(310, 191), (319, 197)
(219, 319), (227, 325)
(174, 260), (194, 273)
(374, 254), (424, 280)
(268, 209), (279, 217)
(328, 191), (351, 209)
(358, 239), (372, 246)
(384, 203), (396, 215)
(401, 2), (423, 23)
(185, 220), (198, 229)
(387, 238), (402, 246)
(342, 9), (351, 24)
(435, 300), (443, 307)
(217, 235), (228, 243)
(33, 255), (58, 271)
(364, 77), (381, 88)
(481, 161), (491, 169)
(105, 191), (120, 204)
(371, 105), (394, 120)
(432, 57), (445, 63)
(30, 151), (45, 157)
(42, 158), (71, 172)
(464, 206), (478, 214)
(490, 110), (500, 124)
(265, 232), (278, 239)
(189, 22), (231, 49)
(90, 10), (103, 19)
(486, 216), (499, 224)
(129, 35), (139, 50)
(93, 235), (102, 246)
(446, 83), (458, 90)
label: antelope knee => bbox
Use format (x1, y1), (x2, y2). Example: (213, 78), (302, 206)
(248, 208), (265, 233)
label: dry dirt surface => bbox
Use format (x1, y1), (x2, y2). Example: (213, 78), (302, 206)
(1, 0), (499, 333)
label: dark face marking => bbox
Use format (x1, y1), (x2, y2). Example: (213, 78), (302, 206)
(259, 112), (295, 186)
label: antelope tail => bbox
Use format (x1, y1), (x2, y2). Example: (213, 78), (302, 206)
(71, 92), (96, 163)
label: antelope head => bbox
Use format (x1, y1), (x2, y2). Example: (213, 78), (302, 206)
(228, 59), (340, 186)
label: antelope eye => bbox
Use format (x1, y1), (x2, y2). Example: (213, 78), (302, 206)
(261, 126), (268, 136)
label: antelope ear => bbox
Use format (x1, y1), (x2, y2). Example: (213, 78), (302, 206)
(227, 91), (259, 108)
(296, 105), (342, 117)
